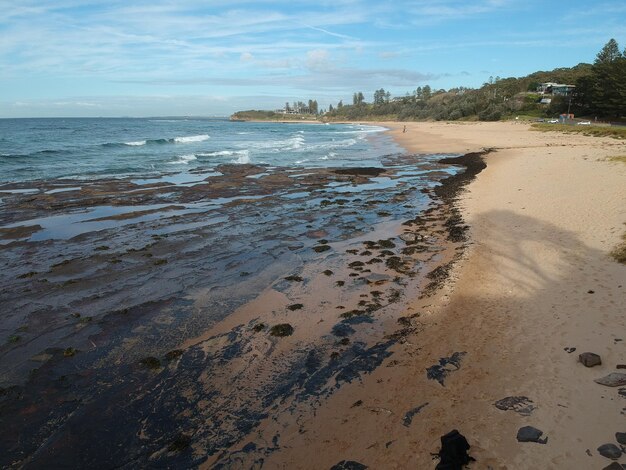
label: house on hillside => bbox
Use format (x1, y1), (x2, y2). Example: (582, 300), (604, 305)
(537, 82), (576, 96)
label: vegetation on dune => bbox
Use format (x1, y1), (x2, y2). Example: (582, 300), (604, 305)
(531, 124), (626, 139)
(232, 39), (626, 123)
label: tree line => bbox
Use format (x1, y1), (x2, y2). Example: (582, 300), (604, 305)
(324, 39), (625, 121)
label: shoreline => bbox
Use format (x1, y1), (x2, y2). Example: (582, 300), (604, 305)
(382, 121), (626, 467)
(242, 121), (625, 469)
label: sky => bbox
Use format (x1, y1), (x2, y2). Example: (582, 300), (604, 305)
(1, 0), (625, 117)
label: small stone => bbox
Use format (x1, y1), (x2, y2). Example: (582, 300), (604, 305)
(516, 426), (547, 444)
(399, 233), (422, 243)
(595, 373), (626, 387)
(616, 432), (626, 445)
(579, 352), (602, 367)
(597, 443), (622, 460)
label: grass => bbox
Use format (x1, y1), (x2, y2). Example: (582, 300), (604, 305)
(531, 123), (626, 139)
(607, 156), (626, 164)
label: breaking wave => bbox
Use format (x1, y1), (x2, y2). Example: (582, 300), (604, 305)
(105, 134), (210, 147)
(167, 154), (198, 165)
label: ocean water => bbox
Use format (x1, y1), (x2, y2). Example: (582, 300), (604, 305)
(0, 118), (398, 184)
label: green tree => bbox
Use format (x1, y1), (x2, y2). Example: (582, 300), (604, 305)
(373, 88), (386, 105)
(337, 100), (343, 108)
(595, 38), (622, 64)
(422, 85), (432, 100)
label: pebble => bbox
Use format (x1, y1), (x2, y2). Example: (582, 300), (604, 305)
(616, 432), (626, 445)
(595, 373), (626, 387)
(579, 352), (602, 367)
(597, 443), (622, 460)
(516, 426), (547, 444)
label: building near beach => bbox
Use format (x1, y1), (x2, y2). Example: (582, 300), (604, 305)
(537, 82), (576, 96)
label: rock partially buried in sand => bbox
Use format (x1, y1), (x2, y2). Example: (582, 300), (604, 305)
(595, 373), (626, 387)
(269, 323), (294, 337)
(579, 352), (602, 367)
(597, 443), (622, 460)
(516, 426), (547, 444)
(330, 461), (368, 470)
(615, 432), (626, 445)
(494, 396), (536, 416)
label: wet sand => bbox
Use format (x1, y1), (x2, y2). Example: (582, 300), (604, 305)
(254, 121), (625, 469)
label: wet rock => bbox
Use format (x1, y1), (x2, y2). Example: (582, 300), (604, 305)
(167, 433), (191, 452)
(165, 349), (183, 360)
(269, 323), (294, 337)
(494, 396), (536, 416)
(436, 429), (473, 468)
(330, 460), (368, 470)
(402, 402), (429, 427)
(516, 426), (547, 444)
(595, 373), (626, 387)
(139, 356), (161, 369)
(426, 352), (466, 386)
(252, 323), (265, 332)
(287, 303), (303, 311)
(332, 323), (355, 337)
(597, 443), (622, 460)
(615, 432), (626, 445)
(579, 352), (602, 367)
(334, 167), (384, 177)
(399, 233), (422, 243)
(313, 245), (331, 253)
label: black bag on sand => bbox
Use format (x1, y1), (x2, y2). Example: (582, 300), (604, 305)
(435, 429), (474, 469)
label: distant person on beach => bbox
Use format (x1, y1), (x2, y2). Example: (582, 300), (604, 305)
(403, 125), (406, 133)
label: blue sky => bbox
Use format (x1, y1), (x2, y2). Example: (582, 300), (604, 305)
(1, 0), (625, 117)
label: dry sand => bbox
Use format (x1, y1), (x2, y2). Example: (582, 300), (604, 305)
(261, 121), (626, 469)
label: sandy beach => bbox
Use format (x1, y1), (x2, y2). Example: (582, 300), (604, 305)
(1, 120), (624, 468)
(254, 121), (626, 469)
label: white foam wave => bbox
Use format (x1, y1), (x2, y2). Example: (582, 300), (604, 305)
(197, 150), (249, 158)
(241, 135), (305, 152)
(125, 140), (147, 146)
(174, 134), (210, 143)
(168, 154), (197, 165)
(233, 150), (250, 164)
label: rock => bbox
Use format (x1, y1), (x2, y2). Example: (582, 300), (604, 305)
(597, 443), (622, 460)
(615, 432), (626, 445)
(330, 461), (368, 470)
(516, 426), (547, 444)
(602, 463), (624, 470)
(579, 352), (602, 367)
(494, 396), (536, 416)
(426, 352), (466, 386)
(595, 373), (626, 387)
(399, 233), (422, 243)
(269, 323), (294, 337)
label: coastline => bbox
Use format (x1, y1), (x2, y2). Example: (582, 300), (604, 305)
(246, 121), (626, 469)
(1, 120), (624, 468)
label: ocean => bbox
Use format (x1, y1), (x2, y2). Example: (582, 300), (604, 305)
(0, 117), (397, 183)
